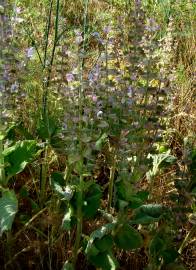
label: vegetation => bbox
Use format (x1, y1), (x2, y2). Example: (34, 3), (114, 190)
(0, 0), (195, 269)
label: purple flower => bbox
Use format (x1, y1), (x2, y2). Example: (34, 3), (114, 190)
(103, 26), (111, 34)
(74, 30), (83, 44)
(11, 82), (19, 93)
(66, 73), (74, 82)
(14, 7), (21, 14)
(145, 18), (160, 32)
(92, 32), (100, 38)
(127, 86), (133, 98)
(27, 47), (35, 58)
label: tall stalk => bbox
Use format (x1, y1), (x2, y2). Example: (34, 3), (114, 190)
(42, 0), (60, 119)
(107, 147), (117, 212)
(40, 0), (60, 207)
(0, 0), (7, 187)
(72, 0), (89, 267)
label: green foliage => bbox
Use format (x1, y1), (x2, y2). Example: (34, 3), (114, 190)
(1, 0), (195, 268)
(88, 251), (119, 270)
(3, 140), (41, 182)
(131, 204), (165, 224)
(0, 190), (18, 236)
(147, 151), (177, 180)
(113, 223), (143, 250)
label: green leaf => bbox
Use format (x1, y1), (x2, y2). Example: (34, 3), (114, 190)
(114, 223), (143, 250)
(37, 117), (59, 140)
(149, 234), (166, 259)
(51, 171), (75, 200)
(147, 151), (177, 179)
(131, 204), (164, 224)
(3, 140), (40, 180)
(62, 261), (74, 270)
(85, 223), (115, 257)
(61, 207), (73, 230)
(83, 183), (102, 218)
(116, 179), (133, 202)
(95, 133), (108, 150)
(89, 251), (119, 270)
(52, 182), (75, 201)
(0, 190), (18, 236)
(161, 248), (179, 264)
(51, 172), (65, 186)
(94, 234), (113, 252)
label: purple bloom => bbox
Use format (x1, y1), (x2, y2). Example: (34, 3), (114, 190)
(103, 26), (111, 34)
(11, 82), (19, 93)
(66, 73), (74, 82)
(27, 47), (35, 58)
(145, 18), (160, 32)
(127, 86), (133, 98)
(92, 32), (100, 38)
(74, 30), (83, 44)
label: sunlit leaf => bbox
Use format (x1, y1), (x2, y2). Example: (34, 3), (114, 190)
(3, 140), (40, 181)
(0, 190), (18, 236)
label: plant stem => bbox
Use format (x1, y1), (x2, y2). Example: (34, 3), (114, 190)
(178, 224), (196, 254)
(0, 138), (6, 186)
(42, 0), (60, 120)
(72, 1), (89, 267)
(43, 0), (54, 68)
(40, 145), (48, 206)
(107, 149), (117, 212)
(73, 174), (83, 268)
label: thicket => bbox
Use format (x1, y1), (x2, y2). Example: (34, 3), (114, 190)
(0, 0), (195, 269)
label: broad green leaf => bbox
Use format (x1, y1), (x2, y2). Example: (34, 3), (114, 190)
(51, 171), (75, 200)
(0, 190), (18, 235)
(83, 183), (102, 218)
(114, 223), (143, 250)
(147, 151), (177, 179)
(149, 234), (166, 259)
(61, 207), (73, 230)
(116, 179), (133, 202)
(3, 140), (40, 180)
(161, 248), (179, 264)
(89, 251), (119, 270)
(85, 223), (115, 256)
(53, 182), (75, 201)
(131, 204), (164, 224)
(37, 117), (59, 140)
(94, 234), (113, 252)
(95, 133), (108, 150)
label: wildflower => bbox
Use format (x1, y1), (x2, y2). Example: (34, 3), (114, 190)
(66, 73), (74, 82)
(74, 30), (83, 44)
(88, 94), (98, 103)
(127, 86), (133, 98)
(103, 26), (111, 34)
(10, 82), (19, 93)
(145, 18), (160, 32)
(27, 47), (35, 58)
(14, 6), (21, 14)
(92, 32), (100, 38)
(97, 110), (103, 119)
(75, 35), (83, 44)
(92, 95), (98, 102)
(12, 16), (24, 23)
